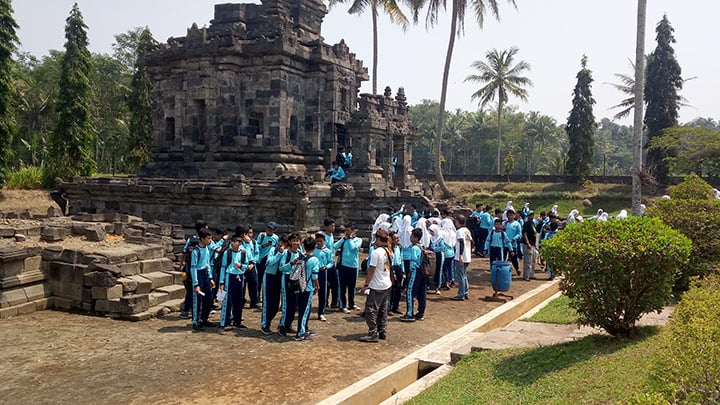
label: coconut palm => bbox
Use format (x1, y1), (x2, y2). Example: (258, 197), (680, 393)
(525, 111), (557, 175)
(465, 47), (532, 175)
(409, 0), (517, 197)
(329, 0), (409, 95)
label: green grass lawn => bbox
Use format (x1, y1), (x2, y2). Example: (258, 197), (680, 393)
(409, 327), (662, 405)
(524, 295), (578, 324)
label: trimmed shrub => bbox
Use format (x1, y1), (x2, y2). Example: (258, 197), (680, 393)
(542, 217), (691, 337)
(4, 166), (44, 189)
(651, 276), (720, 403)
(646, 175), (720, 291)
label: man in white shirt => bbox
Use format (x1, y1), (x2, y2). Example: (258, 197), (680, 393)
(359, 229), (393, 343)
(452, 215), (473, 301)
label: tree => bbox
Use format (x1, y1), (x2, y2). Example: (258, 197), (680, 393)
(524, 111), (556, 176)
(329, 0), (408, 95)
(0, 0), (19, 187)
(631, 0), (646, 216)
(564, 55), (596, 180)
(650, 126), (720, 175)
(410, 0), (517, 197)
(644, 14), (683, 184)
(46, 3), (94, 182)
(465, 47), (532, 176)
(126, 28), (158, 172)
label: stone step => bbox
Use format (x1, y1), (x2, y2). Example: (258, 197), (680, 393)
(163, 298), (185, 312)
(142, 272), (173, 289)
(154, 284), (185, 300)
(149, 291), (169, 307)
(147, 305), (171, 318)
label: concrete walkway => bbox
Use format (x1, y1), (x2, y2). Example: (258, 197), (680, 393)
(458, 293), (674, 353)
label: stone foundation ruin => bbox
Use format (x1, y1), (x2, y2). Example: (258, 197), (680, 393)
(60, 0), (427, 232)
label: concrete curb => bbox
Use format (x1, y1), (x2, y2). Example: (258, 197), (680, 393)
(318, 279), (561, 405)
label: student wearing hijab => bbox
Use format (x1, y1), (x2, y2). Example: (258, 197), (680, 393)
(567, 209), (579, 223)
(616, 210), (628, 219)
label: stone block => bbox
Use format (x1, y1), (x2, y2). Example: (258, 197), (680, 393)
(117, 277), (139, 293)
(116, 262), (140, 277)
(85, 225), (106, 242)
(140, 258), (173, 274)
(88, 262), (123, 277)
(22, 256), (41, 273)
(0, 306), (18, 319)
(123, 228), (143, 238)
(14, 234), (27, 242)
(108, 298), (121, 313)
(118, 294), (149, 315)
(91, 285), (123, 300)
(155, 284), (186, 300)
(164, 299), (184, 312)
(82, 287), (92, 302)
(35, 298), (51, 311)
(41, 226), (69, 242)
(165, 270), (184, 285)
(53, 297), (72, 310)
(73, 264), (90, 285)
(61, 248), (81, 264)
(148, 305), (170, 318)
(155, 222), (173, 236)
(81, 302), (94, 312)
(41, 245), (64, 261)
(0, 260), (23, 279)
(103, 251), (138, 264)
(26, 246), (43, 256)
(94, 299), (110, 312)
(124, 311), (151, 321)
(47, 206), (63, 217)
(0, 288), (28, 308)
(23, 283), (50, 301)
(0, 245), (28, 262)
(128, 275), (152, 294)
(0, 227), (16, 238)
(136, 246), (165, 261)
(149, 291), (169, 306)
(16, 301), (36, 315)
(79, 254), (108, 265)
(84, 271), (117, 288)
(142, 272), (173, 289)
(121, 214), (143, 223)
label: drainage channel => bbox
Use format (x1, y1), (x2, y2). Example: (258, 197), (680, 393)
(319, 280), (561, 405)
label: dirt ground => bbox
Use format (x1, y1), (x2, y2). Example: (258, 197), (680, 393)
(0, 189), (56, 215)
(0, 260), (549, 404)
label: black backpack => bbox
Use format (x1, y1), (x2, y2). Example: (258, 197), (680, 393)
(287, 254), (309, 294)
(419, 245), (437, 277)
(212, 239), (232, 272)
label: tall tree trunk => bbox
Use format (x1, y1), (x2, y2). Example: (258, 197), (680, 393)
(371, 2), (378, 95)
(434, 0), (458, 198)
(632, 0), (646, 215)
(496, 101), (503, 176)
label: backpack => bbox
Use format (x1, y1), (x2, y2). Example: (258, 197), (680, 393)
(183, 236), (200, 275)
(212, 239), (232, 272)
(419, 245), (437, 277)
(468, 215), (480, 229)
(287, 254), (309, 294)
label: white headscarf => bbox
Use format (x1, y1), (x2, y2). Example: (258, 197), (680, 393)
(551, 205), (559, 215)
(391, 216), (402, 232)
(661, 195), (671, 200)
(416, 218), (431, 248)
(567, 209), (579, 223)
(597, 209), (604, 217)
(399, 215), (412, 249)
(372, 213), (390, 242)
(440, 217), (456, 248)
(639, 204), (646, 215)
(713, 188), (720, 200)
(617, 209), (628, 219)
(502, 201), (514, 221)
(599, 212), (609, 222)
(428, 224), (442, 246)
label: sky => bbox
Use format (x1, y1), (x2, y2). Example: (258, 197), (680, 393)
(12, 0), (718, 126)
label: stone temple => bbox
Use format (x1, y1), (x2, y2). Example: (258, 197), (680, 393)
(60, 0), (425, 232)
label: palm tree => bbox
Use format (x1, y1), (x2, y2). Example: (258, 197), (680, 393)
(465, 47), (532, 175)
(525, 111), (557, 176)
(329, 0), (408, 95)
(409, 0), (517, 197)
(631, 0), (646, 216)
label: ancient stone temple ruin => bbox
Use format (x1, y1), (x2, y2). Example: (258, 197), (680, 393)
(60, 0), (425, 231)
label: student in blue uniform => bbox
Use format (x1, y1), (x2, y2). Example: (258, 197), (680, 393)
(333, 224), (362, 313)
(239, 225), (259, 309)
(503, 210), (523, 274)
(190, 228), (216, 330)
(217, 235), (249, 334)
(478, 205), (495, 256)
(180, 220), (208, 319)
(326, 161), (346, 183)
(255, 221), (279, 302)
(388, 231), (404, 314)
(294, 237), (320, 341)
(260, 234), (287, 335)
(483, 219), (514, 265)
(314, 232), (333, 322)
(321, 219), (340, 310)
(278, 233), (301, 336)
(400, 228), (424, 322)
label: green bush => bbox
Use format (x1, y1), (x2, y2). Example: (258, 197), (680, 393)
(651, 276), (720, 404)
(4, 166), (44, 189)
(646, 175), (720, 291)
(542, 217), (691, 337)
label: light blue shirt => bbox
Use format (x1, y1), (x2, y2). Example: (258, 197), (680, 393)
(316, 246), (334, 270)
(407, 244), (422, 272)
(484, 230), (513, 252)
(190, 245), (213, 287)
(334, 237), (362, 268)
(264, 247), (282, 275)
(256, 232), (279, 260)
(219, 249), (249, 284)
(304, 255), (320, 293)
(279, 250), (301, 275)
(480, 212), (495, 230)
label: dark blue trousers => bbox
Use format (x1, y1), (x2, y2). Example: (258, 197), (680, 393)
(317, 269), (328, 316)
(327, 266), (340, 307)
(337, 264), (357, 309)
(280, 275), (297, 330)
(389, 264), (404, 311)
(220, 273), (244, 328)
(192, 270), (213, 326)
(405, 270), (427, 318)
(243, 267), (259, 308)
(295, 290), (313, 337)
(261, 272), (282, 330)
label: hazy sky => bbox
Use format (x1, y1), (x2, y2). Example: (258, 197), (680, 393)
(12, 0), (718, 125)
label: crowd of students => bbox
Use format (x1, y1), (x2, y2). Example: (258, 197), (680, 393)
(178, 201), (574, 343)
